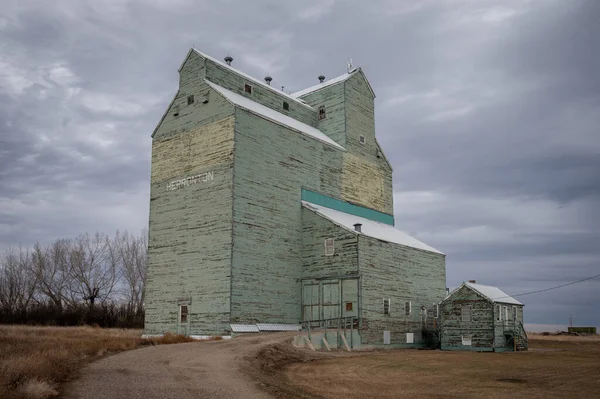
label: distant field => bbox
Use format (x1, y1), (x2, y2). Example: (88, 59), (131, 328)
(284, 333), (600, 399)
(0, 325), (195, 399)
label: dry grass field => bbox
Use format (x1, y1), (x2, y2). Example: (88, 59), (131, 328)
(0, 325), (196, 399)
(284, 334), (600, 399)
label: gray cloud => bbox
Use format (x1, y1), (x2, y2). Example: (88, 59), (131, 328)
(1, 0), (598, 326)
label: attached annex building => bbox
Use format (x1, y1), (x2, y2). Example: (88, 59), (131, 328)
(144, 48), (447, 347)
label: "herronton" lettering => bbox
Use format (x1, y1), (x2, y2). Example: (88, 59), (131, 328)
(166, 171), (214, 191)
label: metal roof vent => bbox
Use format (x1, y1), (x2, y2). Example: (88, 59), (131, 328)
(468, 280), (476, 284)
(264, 76), (272, 85)
(318, 75), (325, 83)
(353, 223), (362, 233)
(224, 56), (233, 66)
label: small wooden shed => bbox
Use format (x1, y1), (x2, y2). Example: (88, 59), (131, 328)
(440, 281), (527, 352)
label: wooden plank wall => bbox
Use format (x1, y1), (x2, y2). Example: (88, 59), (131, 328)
(358, 236), (446, 345)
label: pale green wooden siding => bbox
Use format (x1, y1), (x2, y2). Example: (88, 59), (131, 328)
(145, 53), (236, 336)
(230, 109), (344, 324)
(358, 236), (446, 345)
(204, 59), (316, 127)
(301, 207), (359, 279)
(299, 83), (347, 146)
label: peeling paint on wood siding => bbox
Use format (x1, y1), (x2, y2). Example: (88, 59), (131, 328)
(299, 84), (347, 146)
(146, 112), (235, 335)
(204, 60), (317, 127)
(342, 153), (392, 214)
(358, 236), (446, 345)
(230, 109), (344, 324)
(302, 207), (359, 279)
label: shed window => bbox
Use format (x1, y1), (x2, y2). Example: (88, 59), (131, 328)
(346, 302), (353, 311)
(461, 335), (472, 346)
(187, 95), (194, 105)
(324, 238), (335, 256)
(512, 306), (517, 321)
(404, 301), (411, 316)
(244, 83), (252, 94)
(383, 298), (390, 315)
(496, 304), (502, 321)
(434, 304), (439, 319)
(359, 135), (366, 145)
(461, 305), (471, 322)
(283, 101), (289, 111)
(179, 305), (188, 323)
(504, 306), (509, 322)
(318, 106), (326, 120)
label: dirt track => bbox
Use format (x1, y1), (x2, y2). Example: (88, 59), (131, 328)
(62, 332), (335, 399)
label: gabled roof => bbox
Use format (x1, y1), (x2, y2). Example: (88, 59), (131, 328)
(302, 201), (444, 255)
(292, 68), (376, 99)
(206, 81), (345, 151)
(182, 48), (314, 112)
(446, 282), (523, 305)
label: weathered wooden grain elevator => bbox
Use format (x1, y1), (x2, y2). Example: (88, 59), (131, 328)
(144, 48), (447, 347)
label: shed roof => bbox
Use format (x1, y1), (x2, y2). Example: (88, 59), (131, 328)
(448, 282), (523, 305)
(302, 201), (444, 255)
(206, 81), (344, 151)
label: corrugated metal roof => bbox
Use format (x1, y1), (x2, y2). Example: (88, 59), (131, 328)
(230, 324), (260, 333)
(206, 81), (344, 151)
(291, 71), (357, 97)
(302, 201), (444, 254)
(256, 323), (301, 331)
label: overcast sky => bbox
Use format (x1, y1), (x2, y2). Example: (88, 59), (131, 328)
(1, 0), (598, 327)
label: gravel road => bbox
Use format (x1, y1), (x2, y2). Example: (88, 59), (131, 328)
(63, 332), (304, 399)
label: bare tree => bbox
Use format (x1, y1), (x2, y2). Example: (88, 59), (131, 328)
(31, 239), (73, 309)
(67, 233), (118, 308)
(109, 229), (148, 314)
(0, 246), (38, 313)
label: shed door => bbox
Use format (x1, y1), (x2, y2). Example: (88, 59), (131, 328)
(302, 282), (320, 321)
(322, 280), (340, 321)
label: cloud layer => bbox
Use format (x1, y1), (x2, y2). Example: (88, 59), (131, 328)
(1, 0), (598, 326)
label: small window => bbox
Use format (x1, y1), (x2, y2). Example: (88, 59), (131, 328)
(461, 335), (472, 346)
(180, 305), (188, 323)
(187, 95), (194, 105)
(383, 298), (390, 315)
(461, 305), (471, 322)
(283, 101), (289, 111)
(504, 306), (509, 322)
(346, 302), (353, 311)
(496, 304), (502, 321)
(434, 304), (439, 318)
(404, 301), (411, 316)
(359, 135), (366, 145)
(422, 308), (428, 322)
(324, 238), (335, 256)
(244, 83), (252, 94)
(512, 306), (517, 322)
(318, 106), (326, 120)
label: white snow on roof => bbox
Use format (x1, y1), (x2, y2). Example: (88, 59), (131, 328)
(206, 81), (344, 151)
(302, 201), (444, 254)
(292, 70), (358, 97)
(465, 282), (523, 305)
(191, 49), (314, 111)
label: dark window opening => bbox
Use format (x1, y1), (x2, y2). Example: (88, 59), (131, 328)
(180, 305), (188, 323)
(283, 101), (289, 111)
(404, 301), (411, 316)
(346, 302), (353, 311)
(318, 106), (326, 120)
(383, 298), (390, 315)
(244, 83), (252, 94)
(359, 135), (366, 144)
(187, 95), (194, 105)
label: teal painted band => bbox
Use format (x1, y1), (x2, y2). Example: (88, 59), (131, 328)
(301, 189), (395, 226)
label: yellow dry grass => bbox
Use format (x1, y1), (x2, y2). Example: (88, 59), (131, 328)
(0, 325), (197, 399)
(284, 335), (600, 399)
